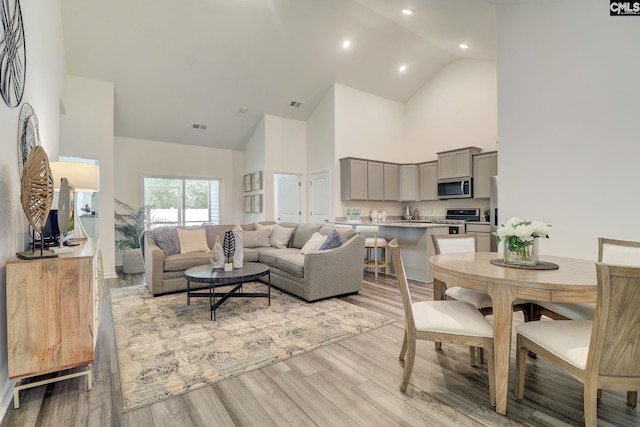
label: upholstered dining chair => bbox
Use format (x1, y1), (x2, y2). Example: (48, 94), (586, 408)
(515, 262), (640, 426)
(535, 237), (640, 321)
(390, 239), (495, 405)
(355, 225), (389, 278)
(431, 233), (532, 364)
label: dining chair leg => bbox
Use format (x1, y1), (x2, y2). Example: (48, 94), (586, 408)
(584, 382), (598, 427)
(514, 334), (526, 400)
(434, 342), (442, 350)
(399, 330), (408, 361)
(485, 338), (496, 407)
(469, 346), (476, 366)
(400, 335), (416, 392)
(627, 391), (637, 407)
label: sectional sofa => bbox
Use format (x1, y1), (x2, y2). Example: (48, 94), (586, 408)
(143, 221), (365, 301)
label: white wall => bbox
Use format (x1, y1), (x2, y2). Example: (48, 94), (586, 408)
(0, 0), (66, 417)
(243, 117), (266, 223)
(114, 137), (243, 263)
(60, 75), (116, 277)
(404, 59), (498, 161)
(497, 0), (640, 260)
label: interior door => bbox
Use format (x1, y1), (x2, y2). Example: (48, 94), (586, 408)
(309, 170), (330, 224)
(275, 173), (302, 223)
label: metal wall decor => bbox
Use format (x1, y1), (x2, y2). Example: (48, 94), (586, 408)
(17, 103), (40, 178)
(0, 0), (27, 108)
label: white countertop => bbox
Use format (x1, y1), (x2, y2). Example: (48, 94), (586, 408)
(334, 221), (450, 229)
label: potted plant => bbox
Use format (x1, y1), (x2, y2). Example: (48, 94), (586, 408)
(114, 199), (151, 274)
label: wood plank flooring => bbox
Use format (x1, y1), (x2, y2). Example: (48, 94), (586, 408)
(1, 272), (638, 426)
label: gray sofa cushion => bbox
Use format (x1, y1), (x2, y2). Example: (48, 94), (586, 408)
(152, 229), (180, 255)
(243, 229), (271, 248)
(259, 248), (300, 268)
(291, 224), (322, 249)
(164, 252), (211, 272)
(319, 225), (356, 242)
(243, 248), (260, 262)
(277, 253), (305, 278)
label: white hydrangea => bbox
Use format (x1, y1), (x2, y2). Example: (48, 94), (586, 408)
(514, 224), (534, 241)
(494, 217), (551, 245)
(531, 220), (550, 238)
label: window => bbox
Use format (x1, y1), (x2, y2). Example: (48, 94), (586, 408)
(143, 176), (220, 226)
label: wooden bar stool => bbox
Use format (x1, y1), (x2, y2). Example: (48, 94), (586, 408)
(355, 225), (388, 278)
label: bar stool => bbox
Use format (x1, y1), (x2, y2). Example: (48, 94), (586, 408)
(355, 225), (389, 278)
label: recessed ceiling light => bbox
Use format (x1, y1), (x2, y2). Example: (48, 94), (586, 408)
(342, 40), (351, 49)
(399, 64), (407, 73)
(402, 9), (413, 15)
(459, 43), (470, 50)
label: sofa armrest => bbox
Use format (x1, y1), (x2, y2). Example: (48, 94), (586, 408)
(144, 232), (165, 295)
(302, 234), (365, 301)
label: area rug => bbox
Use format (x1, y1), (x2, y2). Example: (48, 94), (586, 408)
(110, 283), (395, 412)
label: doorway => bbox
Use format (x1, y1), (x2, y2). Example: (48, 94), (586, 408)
(274, 173), (302, 223)
(309, 169), (331, 225)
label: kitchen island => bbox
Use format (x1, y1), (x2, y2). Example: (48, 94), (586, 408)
(334, 221), (454, 282)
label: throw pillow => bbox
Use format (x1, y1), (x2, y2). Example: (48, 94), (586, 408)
(300, 232), (328, 255)
(269, 224), (295, 249)
(177, 228), (210, 254)
(243, 229), (271, 248)
(318, 229), (344, 250)
(255, 222), (275, 232)
(152, 229), (180, 255)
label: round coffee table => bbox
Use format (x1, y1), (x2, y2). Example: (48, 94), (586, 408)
(184, 262), (271, 320)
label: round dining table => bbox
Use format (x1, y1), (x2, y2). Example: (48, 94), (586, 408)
(429, 252), (597, 415)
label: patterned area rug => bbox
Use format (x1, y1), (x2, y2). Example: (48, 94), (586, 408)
(110, 283), (395, 412)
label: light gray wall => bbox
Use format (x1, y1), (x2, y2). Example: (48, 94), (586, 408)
(496, 0), (640, 260)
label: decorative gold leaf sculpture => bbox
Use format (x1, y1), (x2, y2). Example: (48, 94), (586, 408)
(20, 146), (54, 233)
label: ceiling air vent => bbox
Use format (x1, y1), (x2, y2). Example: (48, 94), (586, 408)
(289, 100), (302, 109)
(192, 123), (208, 130)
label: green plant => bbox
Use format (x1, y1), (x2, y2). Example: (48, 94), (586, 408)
(114, 199), (152, 250)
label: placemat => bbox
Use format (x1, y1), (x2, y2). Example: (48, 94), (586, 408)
(490, 259), (559, 270)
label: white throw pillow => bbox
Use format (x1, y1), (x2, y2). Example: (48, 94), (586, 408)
(300, 232), (328, 255)
(177, 228), (210, 254)
(268, 224), (295, 249)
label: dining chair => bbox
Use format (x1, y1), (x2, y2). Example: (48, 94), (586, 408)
(355, 225), (389, 278)
(431, 233), (532, 364)
(515, 262), (640, 426)
(534, 237), (640, 322)
(390, 239), (495, 405)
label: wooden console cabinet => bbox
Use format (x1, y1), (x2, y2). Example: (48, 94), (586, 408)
(5, 239), (99, 408)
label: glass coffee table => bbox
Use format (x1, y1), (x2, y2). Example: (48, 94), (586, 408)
(184, 262), (270, 320)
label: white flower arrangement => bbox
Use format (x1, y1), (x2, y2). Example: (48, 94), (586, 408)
(495, 217), (551, 252)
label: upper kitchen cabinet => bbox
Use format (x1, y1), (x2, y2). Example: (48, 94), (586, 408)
(419, 161), (438, 201)
(437, 147), (481, 179)
(399, 164), (419, 201)
(383, 163), (399, 201)
(367, 161), (384, 201)
(473, 151), (497, 199)
(340, 158), (367, 200)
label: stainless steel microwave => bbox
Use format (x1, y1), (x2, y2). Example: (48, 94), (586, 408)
(437, 177), (473, 199)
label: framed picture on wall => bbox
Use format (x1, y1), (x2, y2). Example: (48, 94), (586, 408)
(244, 196), (252, 213)
(252, 171), (263, 191)
(252, 194), (263, 213)
(243, 174), (252, 192)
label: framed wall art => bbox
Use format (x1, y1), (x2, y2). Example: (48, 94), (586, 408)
(252, 171), (263, 191)
(252, 194), (262, 213)
(243, 174), (252, 192)
(244, 196), (252, 213)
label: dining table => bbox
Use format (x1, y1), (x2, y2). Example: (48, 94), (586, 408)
(429, 252), (597, 415)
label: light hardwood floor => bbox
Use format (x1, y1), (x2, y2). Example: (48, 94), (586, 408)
(1, 272), (638, 426)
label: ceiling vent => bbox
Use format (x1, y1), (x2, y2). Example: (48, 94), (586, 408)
(192, 123), (208, 130)
(289, 100), (302, 109)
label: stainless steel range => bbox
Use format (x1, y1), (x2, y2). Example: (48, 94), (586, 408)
(439, 208), (481, 234)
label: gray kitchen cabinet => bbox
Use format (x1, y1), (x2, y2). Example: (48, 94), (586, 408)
(383, 163), (399, 201)
(437, 147), (481, 179)
(418, 161), (438, 201)
(399, 164), (419, 201)
(473, 151), (497, 199)
(340, 158), (367, 200)
(367, 161), (384, 201)
(467, 222), (492, 252)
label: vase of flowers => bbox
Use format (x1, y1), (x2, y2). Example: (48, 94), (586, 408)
(494, 217), (551, 266)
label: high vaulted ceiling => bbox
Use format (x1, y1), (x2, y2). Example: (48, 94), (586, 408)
(61, 0), (506, 151)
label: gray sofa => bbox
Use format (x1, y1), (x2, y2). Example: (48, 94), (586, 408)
(143, 221), (365, 301)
